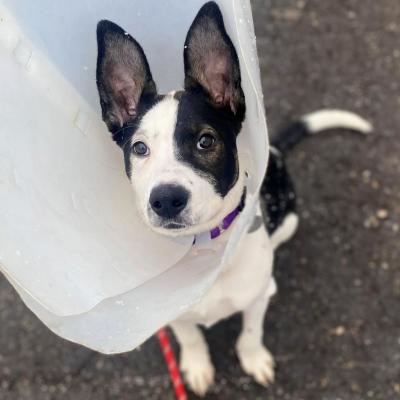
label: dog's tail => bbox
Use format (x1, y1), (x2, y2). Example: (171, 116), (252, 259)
(271, 109), (372, 154)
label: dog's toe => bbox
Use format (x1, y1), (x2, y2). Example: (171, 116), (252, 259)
(236, 344), (275, 387)
(180, 349), (215, 397)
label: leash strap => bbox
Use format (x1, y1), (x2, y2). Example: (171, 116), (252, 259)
(157, 329), (187, 400)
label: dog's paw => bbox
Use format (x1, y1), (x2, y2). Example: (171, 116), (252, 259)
(236, 343), (275, 387)
(180, 348), (215, 397)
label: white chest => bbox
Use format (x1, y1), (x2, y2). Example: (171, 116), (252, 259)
(179, 224), (274, 327)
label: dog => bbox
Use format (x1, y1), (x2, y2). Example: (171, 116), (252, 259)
(95, 2), (372, 396)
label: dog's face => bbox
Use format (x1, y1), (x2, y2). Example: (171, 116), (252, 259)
(96, 2), (246, 236)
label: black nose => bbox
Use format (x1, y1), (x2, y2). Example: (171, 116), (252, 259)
(149, 185), (189, 219)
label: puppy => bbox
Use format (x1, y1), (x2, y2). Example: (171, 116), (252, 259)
(95, 2), (371, 396)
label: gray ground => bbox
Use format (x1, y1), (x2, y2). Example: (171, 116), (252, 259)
(1, 0), (399, 399)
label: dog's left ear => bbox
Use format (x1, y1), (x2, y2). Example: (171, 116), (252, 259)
(184, 2), (245, 120)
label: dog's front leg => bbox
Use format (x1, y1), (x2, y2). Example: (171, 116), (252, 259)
(236, 278), (277, 387)
(170, 321), (214, 397)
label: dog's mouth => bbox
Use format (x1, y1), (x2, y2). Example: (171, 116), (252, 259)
(148, 220), (192, 237)
(162, 222), (187, 230)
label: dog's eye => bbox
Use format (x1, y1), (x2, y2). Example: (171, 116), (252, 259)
(197, 133), (215, 150)
(132, 141), (149, 156)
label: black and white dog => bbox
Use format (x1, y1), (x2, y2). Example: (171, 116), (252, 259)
(96, 2), (371, 396)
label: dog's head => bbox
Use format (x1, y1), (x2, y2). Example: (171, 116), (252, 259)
(96, 2), (246, 236)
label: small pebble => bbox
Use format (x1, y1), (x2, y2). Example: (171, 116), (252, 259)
(354, 278), (362, 287)
(364, 338), (373, 346)
(351, 382), (361, 392)
(376, 209), (389, 219)
(331, 325), (346, 336)
(362, 170), (371, 182)
(300, 257), (308, 265)
(320, 376), (329, 388)
(371, 180), (380, 189)
(364, 215), (379, 228)
(381, 262), (389, 270)
(347, 11), (356, 19)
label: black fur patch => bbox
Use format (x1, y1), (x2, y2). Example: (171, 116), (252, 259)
(260, 149), (297, 234)
(173, 90), (184, 101)
(271, 121), (309, 154)
(174, 90), (242, 196)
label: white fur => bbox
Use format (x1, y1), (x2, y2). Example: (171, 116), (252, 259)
(270, 212), (299, 249)
(171, 208), (297, 395)
(129, 95), (244, 236)
(180, 206), (275, 327)
(302, 109), (372, 134)
(170, 320), (215, 397)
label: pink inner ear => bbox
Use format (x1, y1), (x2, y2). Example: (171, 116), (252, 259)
(110, 67), (138, 125)
(204, 54), (232, 108)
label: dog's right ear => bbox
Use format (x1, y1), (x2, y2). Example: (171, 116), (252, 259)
(96, 20), (157, 145)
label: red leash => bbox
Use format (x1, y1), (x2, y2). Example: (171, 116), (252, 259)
(157, 329), (188, 400)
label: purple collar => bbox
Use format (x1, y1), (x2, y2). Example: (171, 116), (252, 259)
(209, 193), (246, 239)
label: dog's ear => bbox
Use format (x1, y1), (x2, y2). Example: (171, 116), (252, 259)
(96, 20), (157, 143)
(183, 2), (245, 120)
